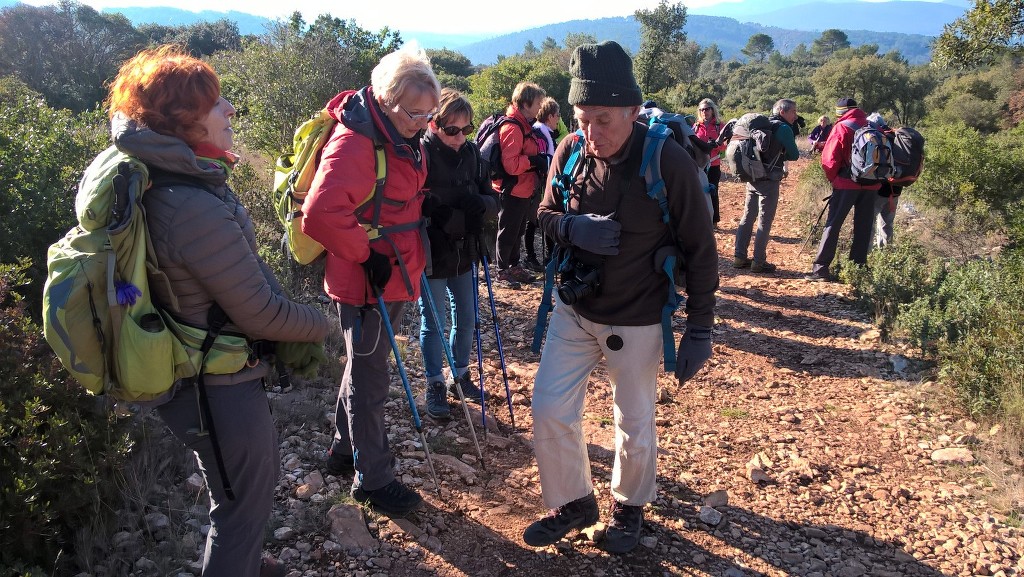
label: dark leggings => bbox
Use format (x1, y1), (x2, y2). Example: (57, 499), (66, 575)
(708, 165), (722, 223)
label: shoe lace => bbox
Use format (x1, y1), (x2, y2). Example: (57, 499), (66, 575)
(609, 502), (641, 530)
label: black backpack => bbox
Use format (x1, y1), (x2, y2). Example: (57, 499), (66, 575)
(475, 113), (528, 193)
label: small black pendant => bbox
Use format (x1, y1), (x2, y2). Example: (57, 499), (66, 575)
(606, 334), (624, 351)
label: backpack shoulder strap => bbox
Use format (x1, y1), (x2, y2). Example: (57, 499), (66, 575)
(637, 123), (682, 373)
(532, 130), (585, 353)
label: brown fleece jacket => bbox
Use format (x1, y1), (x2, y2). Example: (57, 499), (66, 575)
(538, 122), (718, 328)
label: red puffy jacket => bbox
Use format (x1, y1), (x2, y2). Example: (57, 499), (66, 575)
(302, 87), (428, 305)
(821, 108), (882, 191)
(493, 105), (541, 199)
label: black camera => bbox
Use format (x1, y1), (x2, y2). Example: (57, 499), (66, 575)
(557, 260), (602, 305)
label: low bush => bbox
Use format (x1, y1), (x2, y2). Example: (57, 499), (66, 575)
(897, 250), (1024, 419)
(0, 260), (134, 575)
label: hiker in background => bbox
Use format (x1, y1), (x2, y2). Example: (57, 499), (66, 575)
(493, 81), (547, 285)
(525, 41), (718, 554)
(302, 44), (440, 516)
(733, 98), (800, 274)
(806, 97), (882, 281)
(808, 115), (832, 154)
(418, 88), (499, 420)
(866, 112), (902, 248)
(694, 98), (726, 226)
(107, 45), (329, 577)
(523, 96), (560, 271)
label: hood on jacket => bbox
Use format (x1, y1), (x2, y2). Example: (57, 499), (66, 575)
(110, 113), (229, 188)
(326, 87), (423, 165)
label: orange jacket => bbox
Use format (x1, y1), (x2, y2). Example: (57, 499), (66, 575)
(493, 105), (541, 199)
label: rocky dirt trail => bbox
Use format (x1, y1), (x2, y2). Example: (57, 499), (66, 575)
(149, 157), (1021, 577)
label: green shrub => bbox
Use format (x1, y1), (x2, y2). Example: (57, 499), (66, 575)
(0, 260), (134, 574)
(896, 250), (1024, 420)
(0, 77), (107, 314)
(844, 239), (947, 335)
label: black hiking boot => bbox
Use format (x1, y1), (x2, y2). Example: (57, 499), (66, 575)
(351, 479), (423, 516)
(324, 447), (354, 477)
(523, 493), (600, 547)
(449, 371), (488, 404)
(602, 501), (644, 554)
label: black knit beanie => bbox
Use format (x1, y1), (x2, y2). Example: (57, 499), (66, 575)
(568, 41), (643, 107)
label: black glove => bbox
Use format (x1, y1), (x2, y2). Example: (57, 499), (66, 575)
(421, 194), (452, 227)
(676, 323), (712, 383)
(465, 209), (484, 235)
(796, 115), (806, 128)
(361, 249), (392, 296)
(528, 154), (549, 175)
(460, 192), (486, 215)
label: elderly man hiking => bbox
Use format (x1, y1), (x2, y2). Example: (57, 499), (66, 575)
(524, 40), (719, 554)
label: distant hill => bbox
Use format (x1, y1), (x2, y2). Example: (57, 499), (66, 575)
(101, 6), (274, 35)
(457, 15), (937, 65)
(692, 0), (967, 36)
(0, 1), (939, 65)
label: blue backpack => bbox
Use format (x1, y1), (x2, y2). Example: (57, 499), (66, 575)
(531, 123), (684, 372)
(841, 120), (895, 184)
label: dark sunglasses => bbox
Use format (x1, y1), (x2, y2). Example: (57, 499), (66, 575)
(438, 124), (474, 136)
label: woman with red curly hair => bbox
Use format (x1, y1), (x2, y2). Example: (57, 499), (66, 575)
(100, 45), (328, 576)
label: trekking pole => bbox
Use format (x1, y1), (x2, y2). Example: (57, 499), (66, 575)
(476, 236), (516, 430)
(420, 273), (484, 462)
(375, 295), (441, 496)
(798, 196), (831, 256)
(471, 256), (488, 436)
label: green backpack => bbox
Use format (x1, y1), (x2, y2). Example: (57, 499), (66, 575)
(43, 146), (250, 402)
(273, 108), (389, 265)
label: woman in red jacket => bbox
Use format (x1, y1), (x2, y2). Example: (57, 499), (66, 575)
(302, 45), (440, 516)
(694, 98), (726, 226)
(493, 81), (547, 284)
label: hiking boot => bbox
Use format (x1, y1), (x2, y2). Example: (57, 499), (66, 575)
(325, 447), (355, 477)
(602, 501), (644, 554)
(804, 271), (831, 282)
(425, 380), (450, 420)
(260, 555), (286, 577)
(509, 266), (536, 283)
(750, 261), (777, 273)
(449, 371), (487, 404)
(523, 493), (600, 547)
(733, 256), (752, 269)
(351, 479), (423, 516)
(496, 269), (522, 288)
(523, 257), (544, 272)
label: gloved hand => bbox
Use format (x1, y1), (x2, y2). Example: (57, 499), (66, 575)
(459, 192), (486, 215)
(276, 340), (326, 379)
(529, 154), (550, 175)
(676, 323), (712, 383)
(558, 213), (621, 255)
(361, 249), (392, 296)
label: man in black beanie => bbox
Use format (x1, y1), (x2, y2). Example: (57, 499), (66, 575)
(525, 40), (719, 554)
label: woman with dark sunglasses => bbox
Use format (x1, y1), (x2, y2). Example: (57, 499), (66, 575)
(418, 88), (499, 420)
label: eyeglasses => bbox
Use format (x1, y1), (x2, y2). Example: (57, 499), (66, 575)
(398, 103), (434, 122)
(439, 124), (474, 136)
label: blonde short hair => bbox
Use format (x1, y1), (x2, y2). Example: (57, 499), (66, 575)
(512, 82), (546, 111)
(371, 43), (441, 109)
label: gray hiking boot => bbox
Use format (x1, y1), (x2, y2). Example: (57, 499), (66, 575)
(425, 379), (450, 420)
(351, 479), (423, 516)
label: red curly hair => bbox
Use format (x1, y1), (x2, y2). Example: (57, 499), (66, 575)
(107, 44), (220, 147)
